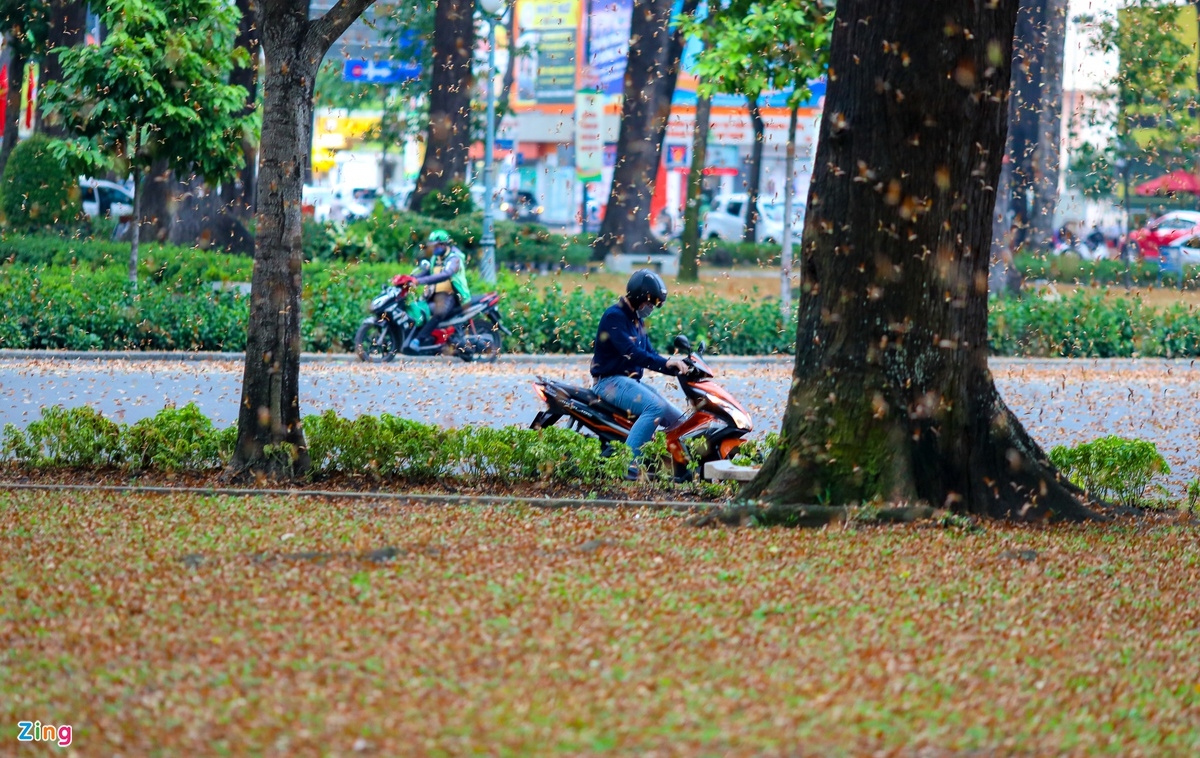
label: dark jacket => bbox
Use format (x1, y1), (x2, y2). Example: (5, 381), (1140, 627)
(590, 298), (669, 380)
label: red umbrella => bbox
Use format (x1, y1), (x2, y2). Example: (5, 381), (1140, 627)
(1134, 170), (1200, 196)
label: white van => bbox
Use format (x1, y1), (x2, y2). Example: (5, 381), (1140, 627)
(702, 193), (805, 244)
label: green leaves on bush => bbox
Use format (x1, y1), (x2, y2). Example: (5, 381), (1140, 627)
(1048, 436), (1170, 507)
(1, 135), (81, 228)
(2, 405), (122, 467)
(0, 405), (634, 486)
(419, 181), (476, 220)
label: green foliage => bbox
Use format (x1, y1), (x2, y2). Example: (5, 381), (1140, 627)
(420, 182), (476, 220)
(40, 0), (253, 188)
(683, 0), (832, 107)
(988, 291), (1200, 359)
(124, 404), (235, 472)
(1187, 479), (1200, 514)
(2, 405), (123, 467)
(731, 432), (780, 467)
(0, 406), (668, 488)
(1, 134), (81, 228)
(1049, 436), (1170, 507)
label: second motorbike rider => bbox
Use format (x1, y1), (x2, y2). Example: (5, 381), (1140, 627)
(590, 269), (689, 480)
(393, 229), (471, 350)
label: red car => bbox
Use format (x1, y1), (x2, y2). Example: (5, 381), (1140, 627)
(1129, 211), (1200, 258)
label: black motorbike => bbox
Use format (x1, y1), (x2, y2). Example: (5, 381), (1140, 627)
(354, 280), (510, 363)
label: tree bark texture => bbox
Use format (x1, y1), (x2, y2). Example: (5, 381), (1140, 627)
(231, 0), (376, 477)
(137, 159), (174, 244)
(1002, 0), (1048, 253)
(1029, 0), (1066, 251)
(408, 0), (474, 212)
(988, 156), (1023, 296)
(678, 92), (712, 282)
(222, 0), (261, 219)
(37, 0), (86, 137)
(0, 46), (24, 176)
(740, 0), (1094, 521)
(497, 11), (517, 117)
(743, 103), (764, 243)
(594, 0), (699, 258)
(780, 104), (798, 317)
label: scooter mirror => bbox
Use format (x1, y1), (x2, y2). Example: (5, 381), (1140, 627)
(673, 335), (692, 353)
(696, 341), (706, 355)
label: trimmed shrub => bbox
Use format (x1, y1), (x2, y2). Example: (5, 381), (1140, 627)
(1, 135), (81, 228)
(1, 405), (123, 467)
(1048, 436), (1170, 507)
(123, 404), (236, 472)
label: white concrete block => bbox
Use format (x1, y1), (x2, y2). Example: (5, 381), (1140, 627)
(704, 459), (760, 482)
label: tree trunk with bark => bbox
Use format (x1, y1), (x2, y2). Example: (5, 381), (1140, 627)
(230, 0), (376, 478)
(989, 156), (1023, 296)
(741, 0), (1094, 521)
(743, 103), (765, 243)
(678, 92), (711, 282)
(137, 159), (175, 244)
(779, 104), (798, 317)
(37, 0), (87, 137)
(1003, 0), (1048, 253)
(221, 0), (261, 219)
(594, 0), (699, 258)
(497, 11), (517, 117)
(408, 0), (474, 211)
(1029, 0), (1067, 251)
(0, 45), (24, 175)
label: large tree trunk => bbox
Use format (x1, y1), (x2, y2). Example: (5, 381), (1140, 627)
(742, 103), (765, 243)
(37, 0), (87, 137)
(138, 159), (175, 244)
(741, 0), (1094, 521)
(779, 104), (798, 317)
(989, 156), (1023, 296)
(0, 45), (24, 175)
(678, 92), (712, 282)
(222, 0), (261, 219)
(594, 0), (699, 258)
(1003, 0), (1048, 253)
(231, 0), (375, 478)
(408, 0), (474, 212)
(1029, 0), (1067, 251)
(497, 11), (517, 117)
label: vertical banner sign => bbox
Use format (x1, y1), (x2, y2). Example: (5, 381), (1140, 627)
(516, 0), (579, 104)
(575, 89), (603, 181)
(588, 0), (632, 97)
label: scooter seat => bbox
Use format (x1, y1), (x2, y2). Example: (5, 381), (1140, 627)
(561, 385), (630, 418)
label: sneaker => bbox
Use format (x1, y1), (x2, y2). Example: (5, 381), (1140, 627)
(624, 464), (640, 481)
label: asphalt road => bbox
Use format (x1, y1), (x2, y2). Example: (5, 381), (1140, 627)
(1, 355), (1197, 491)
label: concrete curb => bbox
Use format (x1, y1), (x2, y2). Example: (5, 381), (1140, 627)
(0, 349), (794, 365)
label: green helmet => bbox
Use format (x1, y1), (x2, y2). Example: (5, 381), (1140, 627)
(427, 229), (452, 245)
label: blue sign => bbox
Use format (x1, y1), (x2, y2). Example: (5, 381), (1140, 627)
(343, 59), (421, 84)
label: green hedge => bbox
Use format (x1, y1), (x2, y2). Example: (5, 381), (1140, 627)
(1, 404), (636, 485)
(4, 231), (1200, 357)
(1015, 253), (1200, 288)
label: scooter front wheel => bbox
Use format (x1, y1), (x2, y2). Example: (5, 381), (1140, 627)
(354, 321), (398, 363)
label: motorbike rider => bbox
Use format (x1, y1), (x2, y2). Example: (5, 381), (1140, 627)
(392, 229), (471, 349)
(590, 269), (690, 480)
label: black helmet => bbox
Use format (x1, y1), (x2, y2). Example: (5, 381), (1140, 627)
(626, 269), (667, 309)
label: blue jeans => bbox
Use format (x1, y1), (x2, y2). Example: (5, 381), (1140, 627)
(594, 376), (683, 459)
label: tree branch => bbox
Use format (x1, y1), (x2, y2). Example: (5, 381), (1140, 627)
(304, 0), (376, 60)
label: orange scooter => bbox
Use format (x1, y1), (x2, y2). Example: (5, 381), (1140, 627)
(530, 336), (753, 480)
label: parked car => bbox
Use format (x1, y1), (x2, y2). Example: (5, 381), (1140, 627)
(701, 193), (805, 244)
(79, 178), (134, 220)
(499, 190), (543, 222)
(1129, 210), (1200, 258)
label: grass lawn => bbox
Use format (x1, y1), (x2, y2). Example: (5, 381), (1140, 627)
(3, 491), (1200, 755)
